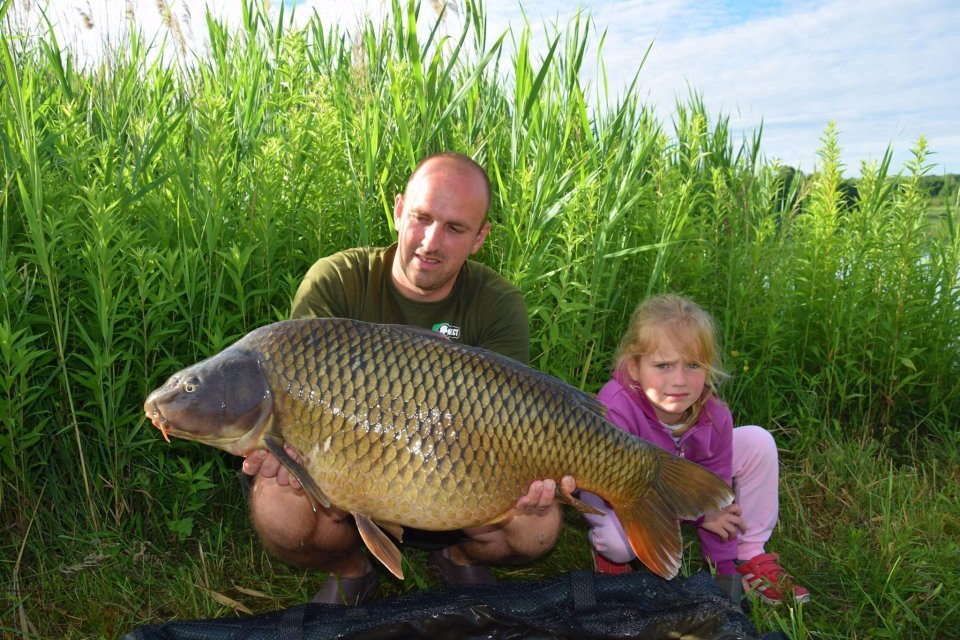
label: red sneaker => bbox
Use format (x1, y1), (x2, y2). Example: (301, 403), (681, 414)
(736, 553), (810, 605)
(592, 549), (633, 575)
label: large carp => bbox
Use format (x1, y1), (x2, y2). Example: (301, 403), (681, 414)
(144, 318), (733, 580)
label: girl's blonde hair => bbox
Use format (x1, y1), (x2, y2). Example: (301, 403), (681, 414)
(614, 294), (728, 430)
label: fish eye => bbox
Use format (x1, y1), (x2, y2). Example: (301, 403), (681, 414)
(183, 377), (200, 393)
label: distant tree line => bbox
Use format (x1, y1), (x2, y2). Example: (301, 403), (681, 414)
(917, 173), (960, 205)
(773, 168), (958, 213)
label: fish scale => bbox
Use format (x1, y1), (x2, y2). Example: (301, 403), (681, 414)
(248, 320), (573, 527)
(144, 317), (734, 580)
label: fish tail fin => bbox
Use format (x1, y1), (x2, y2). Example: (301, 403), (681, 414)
(654, 448), (735, 521)
(614, 449), (734, 580)
(615, 490), (685, 579)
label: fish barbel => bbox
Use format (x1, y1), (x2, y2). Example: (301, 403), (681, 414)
(144, 318), (733, 579)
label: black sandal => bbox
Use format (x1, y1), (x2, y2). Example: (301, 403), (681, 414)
(426, 549), (497, 586)
(311, 564), (381, 606)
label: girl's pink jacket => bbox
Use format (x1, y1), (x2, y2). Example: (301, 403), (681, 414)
(586, 369), (738, 574)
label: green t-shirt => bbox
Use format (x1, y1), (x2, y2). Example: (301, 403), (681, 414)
(290, 245), (530, 364)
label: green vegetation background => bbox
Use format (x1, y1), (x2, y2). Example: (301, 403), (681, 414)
(2, 1), (958, 637)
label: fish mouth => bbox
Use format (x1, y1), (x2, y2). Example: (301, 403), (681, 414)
(144, 402), (173, 443)
(143, 402), (216, 445)
(143, 401), (267, 453)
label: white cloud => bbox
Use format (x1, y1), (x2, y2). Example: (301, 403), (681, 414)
(585, 0), (960, 174)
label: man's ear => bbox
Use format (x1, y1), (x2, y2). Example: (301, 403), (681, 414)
(471, 222), (490, 253)
(393, 194), (404, 227)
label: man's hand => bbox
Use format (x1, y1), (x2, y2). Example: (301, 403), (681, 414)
(514, 476), (577, 514)
(242, 448), (303, 491)
(701, 503), (746, 541)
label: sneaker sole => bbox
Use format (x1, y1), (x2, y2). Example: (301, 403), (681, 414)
(741, 576), (810, 606)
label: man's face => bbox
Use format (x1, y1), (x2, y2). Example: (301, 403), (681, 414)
(391, 162), (490, 302)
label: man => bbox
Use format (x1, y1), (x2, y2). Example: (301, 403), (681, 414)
(242, 152), (575, 605)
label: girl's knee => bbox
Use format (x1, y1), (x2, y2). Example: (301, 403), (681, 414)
(732, 425), (779, 482)
(589, 528), (635, 563)
(734, 425), (777, 454)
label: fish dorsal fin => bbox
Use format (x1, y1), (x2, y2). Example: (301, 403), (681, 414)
(353, 512), (404, 579)
(262, 435), (331, 510)
(578, 393), (608, 420)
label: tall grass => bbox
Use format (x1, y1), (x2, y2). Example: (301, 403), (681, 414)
(1, 0), (958, 637)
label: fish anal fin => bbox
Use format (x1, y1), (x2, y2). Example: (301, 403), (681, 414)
(377, 521), (404, 543)
(480, 509), (515, 527)
(483, 481), (608, 526)
(558, 483), (605, 516)
(354, 512), (404, 579)
(263, 436), (331, 511)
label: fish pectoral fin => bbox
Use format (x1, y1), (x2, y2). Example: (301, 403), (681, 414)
(558, 484), (605, 516)
(353, 512), (404, 579)
(262, 436), (331, 511)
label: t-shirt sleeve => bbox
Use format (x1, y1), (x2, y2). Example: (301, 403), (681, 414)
(289, 255), (354, 319)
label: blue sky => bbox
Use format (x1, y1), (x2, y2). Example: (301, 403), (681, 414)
(16, 0), (960, 176)
(479, 0), (960, 176)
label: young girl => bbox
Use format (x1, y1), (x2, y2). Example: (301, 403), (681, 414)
(582, 294), (809, 606)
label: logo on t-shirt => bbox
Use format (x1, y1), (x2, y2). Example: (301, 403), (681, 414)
(432, 322), (461, 340)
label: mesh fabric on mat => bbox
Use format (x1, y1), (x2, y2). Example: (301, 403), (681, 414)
(125, 569), (771, 640)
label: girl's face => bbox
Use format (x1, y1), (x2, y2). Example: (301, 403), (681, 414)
(628, 330), (707, 425)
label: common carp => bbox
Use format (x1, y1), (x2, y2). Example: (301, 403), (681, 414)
(144, 318), (733, 580)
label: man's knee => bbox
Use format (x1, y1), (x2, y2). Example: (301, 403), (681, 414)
(250, 477), (316, 558)
(249, 476), (363, 569)
(525, 505), (563, 559)
(495, 505), (564, 562)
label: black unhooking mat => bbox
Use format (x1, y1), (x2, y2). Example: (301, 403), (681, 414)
(125, 570), (781, 640)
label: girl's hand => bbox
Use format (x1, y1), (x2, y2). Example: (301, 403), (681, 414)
(701, 503), (746, 541)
